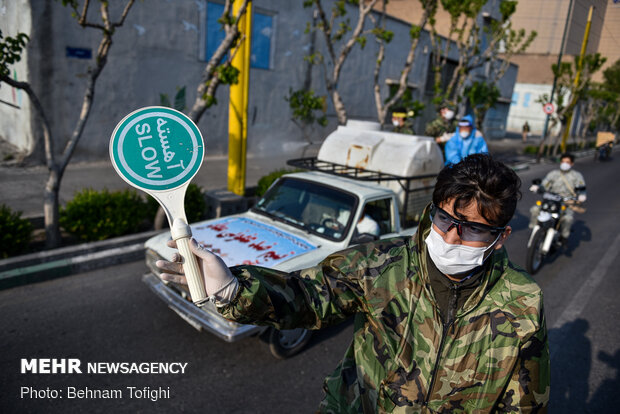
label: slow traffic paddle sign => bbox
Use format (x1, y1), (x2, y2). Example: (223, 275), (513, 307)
(110, 106), (208, 306)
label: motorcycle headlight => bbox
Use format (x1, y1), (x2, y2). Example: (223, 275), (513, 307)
(542, 202), (550, 210)
(550, 203), (557, 212)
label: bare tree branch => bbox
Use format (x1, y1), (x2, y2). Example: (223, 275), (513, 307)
(0, 75), (54, 167)
(188, 0), (250, 123)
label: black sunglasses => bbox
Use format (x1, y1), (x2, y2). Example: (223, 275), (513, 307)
(430, 204), (505, 243)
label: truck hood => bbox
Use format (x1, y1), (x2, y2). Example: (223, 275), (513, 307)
(146, 216), (318, 268)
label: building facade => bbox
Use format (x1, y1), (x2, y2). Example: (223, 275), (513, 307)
(0, 0), (517, 162)
(506, 0), (619, 135)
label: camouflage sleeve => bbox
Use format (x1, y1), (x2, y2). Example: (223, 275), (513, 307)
(496, 315), (550, 412)
(217, 241), (402, 331)
(425, 118), (445, 137)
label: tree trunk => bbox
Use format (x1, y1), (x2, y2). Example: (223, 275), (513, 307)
(551, 125), (565, 157)
(44, 168), (62, 248)
(332, 90), (348, 125)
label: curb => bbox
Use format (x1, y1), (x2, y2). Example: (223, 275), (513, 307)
(0, 230), (161, 290)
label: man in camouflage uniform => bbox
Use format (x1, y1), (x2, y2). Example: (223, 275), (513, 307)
(529, 152), (586, 244)
(392, 107), (416, 135)
(425, 103), (457, 144)
(159, 154), (550, 413)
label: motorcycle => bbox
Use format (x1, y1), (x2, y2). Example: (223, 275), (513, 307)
(526, 184), (578, 274)
(594, 142), (613, 161)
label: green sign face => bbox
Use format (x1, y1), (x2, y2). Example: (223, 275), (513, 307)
(110, 107), (204, 191)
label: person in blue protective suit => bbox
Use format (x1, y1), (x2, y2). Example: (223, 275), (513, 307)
(444, 114), (488, 165)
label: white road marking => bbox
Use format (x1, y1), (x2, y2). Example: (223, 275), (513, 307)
(552, 232), (620, 329)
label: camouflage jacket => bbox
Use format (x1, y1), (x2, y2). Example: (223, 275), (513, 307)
(425, 117), (457, 138)
(541, 169), (586, 199)
(219, 208), (550, 413)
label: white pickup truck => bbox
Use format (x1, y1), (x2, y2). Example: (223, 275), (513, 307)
(142, 120), (444, 358)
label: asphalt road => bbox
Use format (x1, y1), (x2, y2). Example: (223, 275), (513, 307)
(1, 154), (619, 413)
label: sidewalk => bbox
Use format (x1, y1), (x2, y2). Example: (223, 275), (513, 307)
(0, 135), (547, 288)
(0, 150), (319, 219)
(0, 137), (540, 219)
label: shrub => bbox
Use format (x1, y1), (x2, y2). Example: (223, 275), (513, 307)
(60, 188), (151, 241)
(146, 183), (206, 226)
(523, 141), (596, 157)
(0, 204), (33, 258)
(184, 183), (206, 223)
(256, 169), (301, 197)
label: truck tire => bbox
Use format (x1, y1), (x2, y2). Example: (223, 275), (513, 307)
(268, 328), (312, 359)
(526, 228), (545, 275)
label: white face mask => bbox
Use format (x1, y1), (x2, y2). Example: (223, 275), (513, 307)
(425, 227), (499, 276)
(392, 119), (400, 127)
(459, 130), (470, 138)
(443, 109), (455, 120)
(560, 162), (572, 171)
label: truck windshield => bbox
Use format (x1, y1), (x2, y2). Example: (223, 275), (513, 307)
(252, 177), (358, 241)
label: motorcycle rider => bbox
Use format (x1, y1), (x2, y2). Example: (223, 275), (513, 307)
(529, 152), (586, 245)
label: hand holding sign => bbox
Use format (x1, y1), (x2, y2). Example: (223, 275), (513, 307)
(110, 106), (208, 306)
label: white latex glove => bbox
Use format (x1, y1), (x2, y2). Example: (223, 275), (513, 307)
(156, 238), (238, 306)
(578, 194), (587, 203)
(435, 132), (451, 143)
(529, 184), (540, 193)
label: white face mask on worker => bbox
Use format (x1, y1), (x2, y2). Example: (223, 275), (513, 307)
(392, 120), (400, 127)
(425, 227), (498, 276)
(459, 130), (470, 138)
(560, 162), (572, 171)
(443, 110), (455, 120)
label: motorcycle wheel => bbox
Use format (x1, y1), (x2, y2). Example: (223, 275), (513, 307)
(268, 327), (313, 359)
(526, 228), (546, 274)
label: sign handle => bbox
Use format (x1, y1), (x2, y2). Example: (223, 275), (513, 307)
(171, 218), (208, 306)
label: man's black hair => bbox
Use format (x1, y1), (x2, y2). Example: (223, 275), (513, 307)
(432, 154), (521, 227)
(560, 152), (575, 163)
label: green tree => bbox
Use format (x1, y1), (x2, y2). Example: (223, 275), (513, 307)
(301, 0), (380, 125)
(0, 0), (136, 248)
(371, 0), (434, 126)
(428, 0), (536, 120)
(464, 81), (500, 130)
(536, 53), (606, 157)
(187, 0), (252, 123)
(599, 59), (620, 131)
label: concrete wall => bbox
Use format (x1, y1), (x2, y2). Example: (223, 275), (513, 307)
(483, 63), (519, 139)
(3, 0), (516, 162)
(506, 82), (566, 135)
(596, 0), (620, 82)
(0, 0), (33, 153)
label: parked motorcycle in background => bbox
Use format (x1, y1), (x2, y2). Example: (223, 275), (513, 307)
(526, 180), (582, 274)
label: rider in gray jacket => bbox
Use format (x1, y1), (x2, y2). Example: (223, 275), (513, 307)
(529, 152), (586, 244)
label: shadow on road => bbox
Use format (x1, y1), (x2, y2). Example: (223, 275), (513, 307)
(508, 208), (530, 233)
(588, 349), (620, 411)
(549, 318), (591, 412)
(564, 219), (591, 257)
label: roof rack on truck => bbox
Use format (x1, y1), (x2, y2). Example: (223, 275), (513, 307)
(287, 120), (445, 227)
